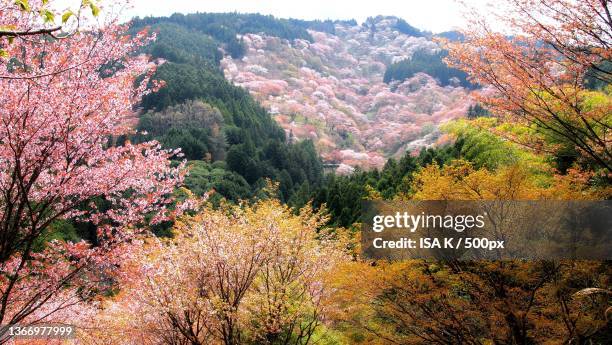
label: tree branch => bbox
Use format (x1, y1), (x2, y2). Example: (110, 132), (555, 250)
(0, 27), (61, 38)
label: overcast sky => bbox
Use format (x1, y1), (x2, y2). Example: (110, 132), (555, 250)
(115, 0), (492, 33)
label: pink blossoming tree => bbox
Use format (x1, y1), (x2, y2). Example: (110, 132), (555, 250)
(0, 0), (184, 338)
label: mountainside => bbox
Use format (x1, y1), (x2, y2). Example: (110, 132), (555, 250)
(222, 16), (473, 173)
(129, 14), (325, 204)
(127, 13), (474, 203)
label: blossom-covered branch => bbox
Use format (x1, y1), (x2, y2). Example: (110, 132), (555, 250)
(0, 0), (185, 338)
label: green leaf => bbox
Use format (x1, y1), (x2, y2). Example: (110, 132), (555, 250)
(8, 36), (14, 44)
(62, 10), (74, 24)
(14, 0), (30, 11)
(41, 9), (55, 23)
(0, 50), (9, 59)
(89, 2), (100, 17)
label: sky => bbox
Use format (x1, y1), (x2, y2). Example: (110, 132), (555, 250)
(115, 0), (493, 33)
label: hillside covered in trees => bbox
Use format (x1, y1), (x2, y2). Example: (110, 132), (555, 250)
(128, 10), (610, 228)
(127, 13), (477, 204)
(223, 16), (473, 171)
(128, 14), (327, 203)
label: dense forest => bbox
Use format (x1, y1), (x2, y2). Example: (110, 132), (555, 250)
(306, 147), (451, 228)
(127, 13), (485, 213)
(129, 14), (325, 204)
(132, 13), (313, 58)
(128, 13), (487, 226)
(384, 49), (473, 87)
(394, 17), (424, 37)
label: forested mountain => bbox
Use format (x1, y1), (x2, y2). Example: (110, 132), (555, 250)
(127, 13), (478, 205)
(124, 12), (486, 214)
(133, 13), (314, 58)
(222, 16), (473, 171)
(129, 14), (324, 203)
(122, 11), (609, 229)
(129, 11), (609, 227)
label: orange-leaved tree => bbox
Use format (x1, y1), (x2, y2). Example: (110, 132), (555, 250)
(326, 158), (610, 344)
(444, 0), (611, 172)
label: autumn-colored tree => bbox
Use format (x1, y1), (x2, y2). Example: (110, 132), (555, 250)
(0, 0), (184, 339)
(411, 159), (603, 201)
(80, 199), (346, 345)
(445, 0), (612, 172)
(326, 159), (610, 344)
(329, 258), (611, 345)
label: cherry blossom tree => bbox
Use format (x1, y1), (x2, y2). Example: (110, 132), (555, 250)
(0, 0), (184, 338)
